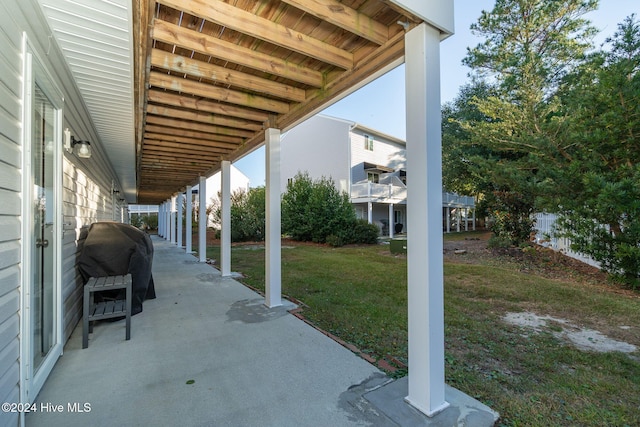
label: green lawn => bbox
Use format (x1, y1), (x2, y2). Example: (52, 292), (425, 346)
(205, 237), (640, 426)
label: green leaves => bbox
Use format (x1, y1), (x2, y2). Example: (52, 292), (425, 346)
(445, 3), (639, 285)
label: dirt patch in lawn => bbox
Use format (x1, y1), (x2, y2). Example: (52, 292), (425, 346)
(504, 311), (637, 354)
(443, 231), (631, 292)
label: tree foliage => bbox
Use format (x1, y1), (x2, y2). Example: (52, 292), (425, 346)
(212, 187), (266, 242)
(445, 2), (640, 286)
(455, 0), (598, 245)
(551, 15), (640, 286)
(281, 172), (379, 245)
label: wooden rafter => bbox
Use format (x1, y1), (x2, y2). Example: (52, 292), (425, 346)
(148, 71), (291, 113)
(152, 20), (325, 87)
(279, 0), (389, 45)
(156, 0), (353, 69)
(134, 0), (413, 203)
(150, 49), (306, 102)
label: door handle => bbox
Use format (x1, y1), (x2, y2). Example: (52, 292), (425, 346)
(36, 239), (49, 248)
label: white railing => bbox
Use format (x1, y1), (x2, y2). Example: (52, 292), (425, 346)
(350, 181), (407, 201)
(442, 192), (475, 208)
(534, 213), (600, 268)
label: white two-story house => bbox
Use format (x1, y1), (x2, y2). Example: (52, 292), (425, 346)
(281, 114), (475, 236)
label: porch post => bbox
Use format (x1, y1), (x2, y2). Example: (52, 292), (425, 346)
(170, 195), (177, 245)
(265, 127), (282, 308)
(465, 208), (469, 231)
(367, 202), (373, 224)
(456, 208), (461, 232)
(446, 207), (451, 233)
(404, 22), (449, 417)
(165, 199), (171, 242)
(472, 208), (476, 231)
(177, 192), (184, 248)
(158, 203), (164, 237)
(389, 203), (394, 238)
(220, 160), (231, 276)
(186, 185), (193, 253)
(198, 176), (207, 263)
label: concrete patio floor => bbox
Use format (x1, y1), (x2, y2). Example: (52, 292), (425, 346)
(26, 236), (497, 427)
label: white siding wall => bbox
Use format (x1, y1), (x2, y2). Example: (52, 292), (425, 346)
(349, 129), (406, 183)
(0, 2), (126, 423)
(0, 3), (29, 425)
(280, 115), (351, 193)
(61, 156), (119, 340)
(203, 165), (250, 227)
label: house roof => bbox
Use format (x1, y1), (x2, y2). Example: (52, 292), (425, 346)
(38, 0), (451, 204)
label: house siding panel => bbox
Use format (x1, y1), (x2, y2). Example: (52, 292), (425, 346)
(281, 115), (351, 193)
(350, 130), (406, 184)
(0, 10), (22, 406)
(0, 1), (126, 419)
(0, 2), (21, 417)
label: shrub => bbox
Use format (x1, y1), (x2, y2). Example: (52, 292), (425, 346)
(212, 187), (265, 242)
(326, 234), (344, 247)
(341, 219), (380, 244)
(282, 172), (356, 243)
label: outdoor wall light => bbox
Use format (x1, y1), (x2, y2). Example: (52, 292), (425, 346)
(63, 128), (92, 159)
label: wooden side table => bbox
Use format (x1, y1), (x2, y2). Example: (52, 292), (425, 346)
(83, 274), (132, 349)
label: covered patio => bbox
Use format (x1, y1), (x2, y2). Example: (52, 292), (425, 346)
(0, 0), (502, 425)
(26, 237), (496, 426)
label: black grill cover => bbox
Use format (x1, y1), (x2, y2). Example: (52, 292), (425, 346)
(78, 222), (156, 315)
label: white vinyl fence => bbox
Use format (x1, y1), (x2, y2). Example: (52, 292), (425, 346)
(534, 213), (601, 268)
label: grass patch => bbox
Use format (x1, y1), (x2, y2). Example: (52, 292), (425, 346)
(206, 238), (640, 426)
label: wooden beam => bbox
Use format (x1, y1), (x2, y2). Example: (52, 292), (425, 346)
(156, 0), (353, 69)
(149, 71), (290, 114)
(145, 106), (256, 137)
(151, 49), (306, 102)
(141, 161), (209, 170)
(145, 123), (251, 140)
(152, 20), (324, 87)
(143, 139), (232, 155)
(144, 132), (242, 148)
(147, 89), (268, 124)
(141, 153), (215, 165)
(279, 0), (388, 45)
(145, 115), (245, 143)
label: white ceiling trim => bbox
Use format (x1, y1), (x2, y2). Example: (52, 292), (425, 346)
(38, 0), (137, 202)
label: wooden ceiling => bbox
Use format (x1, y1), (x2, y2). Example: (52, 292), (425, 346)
(133, 0), (423, 204)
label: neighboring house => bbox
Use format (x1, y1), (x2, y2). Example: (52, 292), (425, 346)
(0, 1), (132, 423)
(198, 165), (250, 228)
(280, 115), (475, 236)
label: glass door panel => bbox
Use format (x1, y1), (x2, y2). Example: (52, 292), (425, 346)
(31, 83), (55, 372)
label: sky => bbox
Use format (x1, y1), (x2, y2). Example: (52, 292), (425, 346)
(235, 0), (638, 187)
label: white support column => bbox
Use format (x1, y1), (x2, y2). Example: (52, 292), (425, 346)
(177, 192), (184, 248)
(456, 208), (461, 232)
(158, 203), (164, 237)
(446, 207), (451, 233)
(165, 199), (171, 241)
(404, 22), (449, 417)
(220, 160), (232, 276)
(265, 128), (282, 308)
(186, 185), (193, 253)
(465, 208), (469, 231)
(198, 176), (207, 263)
(367, 202), (373, 224)
(389, 203), (394, 238)
(170, 195), (177, 245)
(472, 208), (476, 231)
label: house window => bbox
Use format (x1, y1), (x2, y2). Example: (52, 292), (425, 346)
(364, 134), (374, 151)
(367, 172), (379, 183)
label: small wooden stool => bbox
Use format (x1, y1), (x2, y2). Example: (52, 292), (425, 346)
(83, 274), (132, 349)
